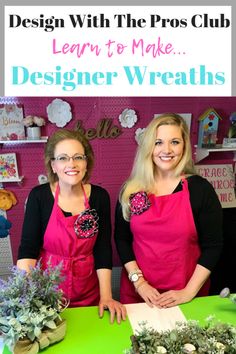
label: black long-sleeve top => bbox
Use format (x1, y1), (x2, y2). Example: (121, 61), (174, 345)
(114, 175), (223, 271)
(18, 183), (112, 270)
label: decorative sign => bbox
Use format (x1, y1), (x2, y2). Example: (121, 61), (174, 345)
(0, 104), (25, 140)
(0, 153), (20, 182)
(195, 164), (236, 208)
(75, 118), (122, 140)
(4, 6), (231, 96)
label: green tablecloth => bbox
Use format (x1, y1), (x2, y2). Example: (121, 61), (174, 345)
(3, 295), (236, 354)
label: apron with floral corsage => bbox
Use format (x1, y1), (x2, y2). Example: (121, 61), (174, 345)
(40, 183), (100, 307)
(120, 178), (210, 304)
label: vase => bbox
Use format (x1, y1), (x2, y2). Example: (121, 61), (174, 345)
(26, 127), (41, 140)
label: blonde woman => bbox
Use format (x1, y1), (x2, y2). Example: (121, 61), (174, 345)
(115, 113), (223, 308)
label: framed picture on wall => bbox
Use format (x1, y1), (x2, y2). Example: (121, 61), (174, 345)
(0, 153), (20, 182)
(0, 104), (25, 140)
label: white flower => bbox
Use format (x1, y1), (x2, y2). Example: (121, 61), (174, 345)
(23, 116), (45, 127)
(135, 128), (145, 145)
(156, 346), (167, 353)
(33, 116), (45, 127)
(183, 343), (196, 353)
(119, 109), (137, 128)
(38, 174), (48, 185)
(47, 99), (72, 127)
(215, 342), (226, 353)
(22, 116), (34, 127)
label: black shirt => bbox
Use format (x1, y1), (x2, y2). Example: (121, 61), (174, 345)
(114, 175), (223, 271)
(18, 183), (112, 270)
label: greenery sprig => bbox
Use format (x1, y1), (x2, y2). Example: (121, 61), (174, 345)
(0, 261), (66, 351)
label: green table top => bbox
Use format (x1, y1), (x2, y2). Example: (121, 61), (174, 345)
(3, 295), (236, 354)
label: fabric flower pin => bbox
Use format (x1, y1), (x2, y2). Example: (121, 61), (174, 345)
(129, 192), (151, 215)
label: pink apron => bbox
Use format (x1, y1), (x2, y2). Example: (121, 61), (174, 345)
(40, 184), (99, 307)
(120, 178), (209, 304)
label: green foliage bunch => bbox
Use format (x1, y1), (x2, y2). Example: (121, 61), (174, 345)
(125, 318), (236, 354)
(0, 261), (65, 351)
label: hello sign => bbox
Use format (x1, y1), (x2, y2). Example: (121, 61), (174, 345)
(75, 118), (122, 140)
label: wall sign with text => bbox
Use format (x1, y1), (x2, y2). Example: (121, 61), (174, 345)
(195, 164), (236, 208)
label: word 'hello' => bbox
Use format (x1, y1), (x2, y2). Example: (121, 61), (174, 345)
(75, 119), (122, 140)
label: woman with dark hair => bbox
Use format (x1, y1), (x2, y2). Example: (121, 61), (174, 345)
(17, 129), (126, 323)
(115, 114), (223, 308)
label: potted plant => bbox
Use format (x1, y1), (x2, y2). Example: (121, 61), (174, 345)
(0, 261), (67, 354)
(22, 116), (45, 140)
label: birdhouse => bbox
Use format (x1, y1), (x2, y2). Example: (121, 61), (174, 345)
(197, 108), (222, 148)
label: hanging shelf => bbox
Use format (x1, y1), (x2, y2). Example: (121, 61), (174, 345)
(0, 137), (48, 144)
(195, 144), (236, 163)
(0, 176), (24, 188)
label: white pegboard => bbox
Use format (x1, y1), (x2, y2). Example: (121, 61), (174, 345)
(0, 207), (14, 279)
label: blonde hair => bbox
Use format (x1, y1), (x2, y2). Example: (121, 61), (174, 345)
(120, 113), (196, 220)
(45, 129), (94, 184)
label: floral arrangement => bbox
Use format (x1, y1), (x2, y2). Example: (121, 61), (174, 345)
(22, 116), (45, 127)
(119, 109), (138, 128)
(0, 261), (67, 354)
(125, 318), (236, 354)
